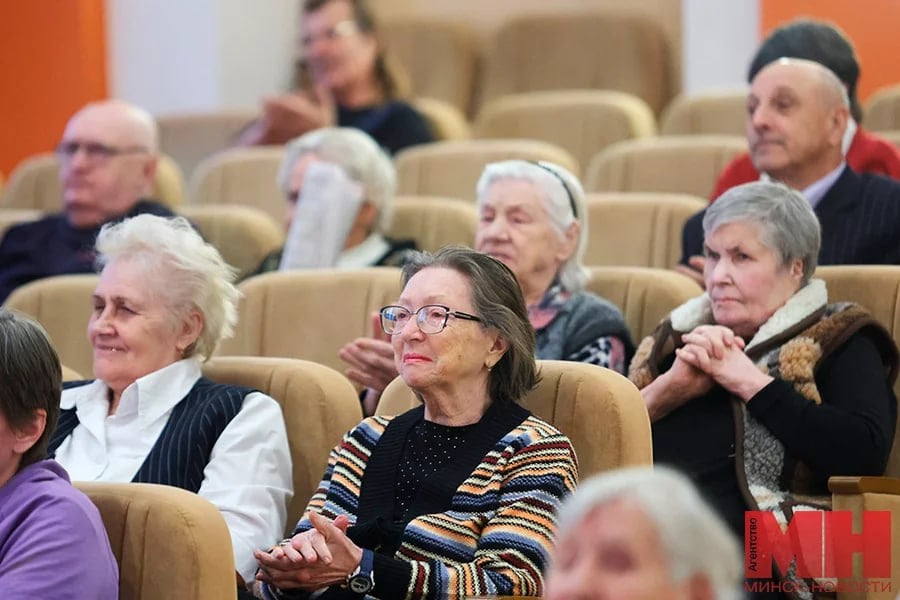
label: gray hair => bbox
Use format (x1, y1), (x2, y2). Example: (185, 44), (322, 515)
(277, 127), (396, 232)
(704, 181), (821, 284)
(95, 215), (240, 359)
(401, 246), (538, 405)
(556, 466), (742, 600)
(475, 160), (588, 293)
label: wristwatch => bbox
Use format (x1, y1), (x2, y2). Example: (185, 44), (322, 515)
(346, 549), (375, 594)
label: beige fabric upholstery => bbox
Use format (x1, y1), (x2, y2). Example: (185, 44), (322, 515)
(383, 19), (478, 113)
(659, 89), (747, 136)
(2, 152), (186, 210)
(412, 97), (471, 141)
(75, 481), (237, 600)
(394, 139), (578, 200)
(474, 90), (656, 170)
(584, 193), (706, 268)
(189, 146), (285, 223)
(61, 364), (83, 381)
(877, 129), (900, 149)
(178, 204), (285, 280)
(0, 208), (41, 238)
(479, 12), (676, 114)
(376, 360), (652, 478)
(865, 84), (900, 132)
(4, 274), (98, 376)
(585, 266), (702, 342)
(388, 196), (477, 252)
(202, 356), (363, 530)
(584, 135), (747, 198)
(158, 109), (258, 177)
(220, 269), (403, 374)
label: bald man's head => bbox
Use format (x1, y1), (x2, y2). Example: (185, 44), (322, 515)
(746, 58), (849, 190)
(58, 100), (159, 228)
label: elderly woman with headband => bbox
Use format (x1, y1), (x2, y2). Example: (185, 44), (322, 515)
(630, 181), (897, 596)
(341, 159), (634, 415)
(50, 214), (293, 589)
(254, 126), (416, 275)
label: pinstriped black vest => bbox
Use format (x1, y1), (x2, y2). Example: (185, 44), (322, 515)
(49, 378), (252, 494)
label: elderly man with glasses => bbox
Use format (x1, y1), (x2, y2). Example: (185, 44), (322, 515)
(0, 100), (176, 302)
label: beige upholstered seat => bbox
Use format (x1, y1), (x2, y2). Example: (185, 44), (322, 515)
(877, 129), (900, 150)
(479, 12), (676, 115)
(377, 360), (652, 478)
(0, 208), (41, 238)
(61, 364), (83, 381)
(584, 135), (747, 198)
(157, 109), (258, 177)
(659, 89), (747, 136)
(188, 146), (285, 223)
(220, 268), (403, 374)
(474, 90), (656, 169)
(865, 84), (900, 132)
(75, 481), (237, 600)
(388, 196), (477, 252)
(383, 19), (478, 114)
(2, 152), (186, 210)
(178, 204), (285, 280)
(412, 97), (471, 141)
(585, 266), (702, 342)
(394, 139), (578, 200)
(4, 274), (98, 376)
(202, 356), (362, 530)
(584, 193), (706, 268)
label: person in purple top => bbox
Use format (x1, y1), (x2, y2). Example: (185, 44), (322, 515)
(0, 309), (118, 599)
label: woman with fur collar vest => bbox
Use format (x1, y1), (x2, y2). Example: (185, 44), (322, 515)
(629, 181), (898, 599)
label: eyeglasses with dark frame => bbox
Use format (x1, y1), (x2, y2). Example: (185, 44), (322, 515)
(55, 141), (149, 164)
(379, 304), (482, 335)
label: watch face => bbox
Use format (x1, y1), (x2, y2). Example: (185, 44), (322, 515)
(349, 576), (373, 594)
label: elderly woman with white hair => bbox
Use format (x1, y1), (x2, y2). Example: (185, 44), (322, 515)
(254, 126), (416, 275)
(49, 214), (293, 589)
(545, 466), (742, 600)
(630, 181), (897, 597)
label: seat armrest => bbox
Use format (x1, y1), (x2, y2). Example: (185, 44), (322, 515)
(828, 476), (900, 495)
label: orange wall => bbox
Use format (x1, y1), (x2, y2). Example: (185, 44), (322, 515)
(0, 1), (108, 176)
(761, 0), (900, 103)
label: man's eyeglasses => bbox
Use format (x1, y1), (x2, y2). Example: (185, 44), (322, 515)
(55, 141), (149, 164)
(379, 304), (482, 335)
(301, 20), (358, 48)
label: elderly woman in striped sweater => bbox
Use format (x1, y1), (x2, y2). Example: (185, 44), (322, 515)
(252, 246), (579, 600)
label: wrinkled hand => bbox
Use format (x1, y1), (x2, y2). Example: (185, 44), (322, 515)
(678, 325), (772, 401)
(673, 255), (706, 288)
(340, 313), (397, 393)
(254, 513), (361, 591)
(261, 85), (336, 140)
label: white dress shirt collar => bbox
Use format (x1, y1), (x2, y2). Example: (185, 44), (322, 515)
(337, 232), (390, 268)
(801, 161), (846, 210)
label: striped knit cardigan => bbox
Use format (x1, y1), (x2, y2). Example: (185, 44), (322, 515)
(267, 403), (578, 600)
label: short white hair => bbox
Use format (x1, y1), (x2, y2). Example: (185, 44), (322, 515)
(475, 160), (588, 292)
(556, 466), (743, 600)
(277, 127), (396, 233)
(95, 214), (239, 359)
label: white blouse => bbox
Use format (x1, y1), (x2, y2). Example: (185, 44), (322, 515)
(55, 358), (293, 581)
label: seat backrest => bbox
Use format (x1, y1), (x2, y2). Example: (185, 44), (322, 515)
(4, 274), (98, 376)
(585, 266), (702, 342)
(2, 153), (186, 210)
(584, 193), (706, 268)
(411, 97), (472, 141)
(61, 364), (83, 381)
(383, 19), (479, 114)
(865, 84), (900, 132)
(584, 135), (747, 198)
(474, 90), (656, 170)
(394, 139), (578, 200)
(220, 268), (403, 373)
(178, 204), (285, 280)
(388, 196), (477, 252)
(189, 146), (285, 222)
(479, 12), (675, 114)
(75, 481), (237, 600)
(202, 356), (363, 529)
(877, 129), (900, 150)
(157, 109), (258, 178)
(659, 89), (747, 136)
(0, 208), (42, 238)
(376, 360), (652, 478)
